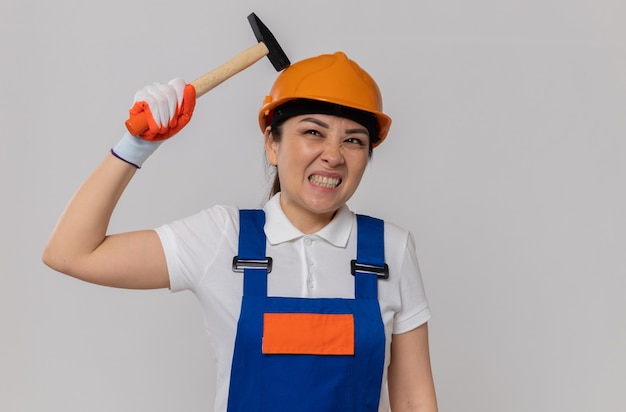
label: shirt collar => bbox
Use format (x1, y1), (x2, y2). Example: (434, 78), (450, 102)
(262, 193), (354, 248)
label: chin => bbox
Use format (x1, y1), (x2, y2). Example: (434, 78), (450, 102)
(306, 199), (344, 215)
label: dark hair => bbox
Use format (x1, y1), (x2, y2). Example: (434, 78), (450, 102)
(267, 100), (375, 197)
(269, 99), (380, 145)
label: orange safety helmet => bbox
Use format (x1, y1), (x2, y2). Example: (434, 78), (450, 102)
(258, 51), (392, 147)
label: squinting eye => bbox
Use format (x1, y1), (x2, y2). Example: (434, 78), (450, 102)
(345, 137), (366, 146)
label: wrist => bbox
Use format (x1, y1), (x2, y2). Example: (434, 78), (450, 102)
(111, 131), (163, 168)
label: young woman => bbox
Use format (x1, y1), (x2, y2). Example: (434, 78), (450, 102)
(43, 51), (438, 412)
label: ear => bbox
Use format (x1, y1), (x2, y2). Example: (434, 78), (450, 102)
(264, 127), (278, 166)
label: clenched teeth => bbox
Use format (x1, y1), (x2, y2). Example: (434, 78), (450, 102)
(309, 175), (341, 188)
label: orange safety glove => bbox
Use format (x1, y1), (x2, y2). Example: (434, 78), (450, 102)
(111, 78), (196, 168)
(129, 78), (196, 141)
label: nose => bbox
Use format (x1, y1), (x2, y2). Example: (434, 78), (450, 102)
(320, 141), (345, 167)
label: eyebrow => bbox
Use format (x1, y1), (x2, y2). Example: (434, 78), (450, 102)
(298, 117), (369, 136)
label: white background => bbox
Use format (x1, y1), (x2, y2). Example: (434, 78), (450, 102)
(2, 0), (625, 411)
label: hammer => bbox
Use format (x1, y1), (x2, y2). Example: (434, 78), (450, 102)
(125, 12), (290, 136)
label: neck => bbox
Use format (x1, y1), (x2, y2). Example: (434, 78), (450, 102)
(278, 196), (337, 234)
(291, 212), (335, 234)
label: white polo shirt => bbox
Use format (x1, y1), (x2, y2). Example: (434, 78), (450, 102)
(156, 193), (431, 412)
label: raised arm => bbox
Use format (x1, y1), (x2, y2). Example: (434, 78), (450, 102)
(42, 79), (196, 289)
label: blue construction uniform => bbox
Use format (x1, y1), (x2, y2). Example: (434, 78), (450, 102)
(227, 210), (388, 411)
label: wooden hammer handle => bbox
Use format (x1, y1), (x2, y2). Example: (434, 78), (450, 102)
(125, 42), (270, 136)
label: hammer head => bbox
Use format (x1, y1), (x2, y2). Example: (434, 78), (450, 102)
(248, 12), (291, 72)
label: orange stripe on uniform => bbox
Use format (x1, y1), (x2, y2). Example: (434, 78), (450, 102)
(262, 313), (354, 355)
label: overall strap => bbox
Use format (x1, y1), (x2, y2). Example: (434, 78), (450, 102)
(235, 209), (269, 297)
(354, 214), (388, 300)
